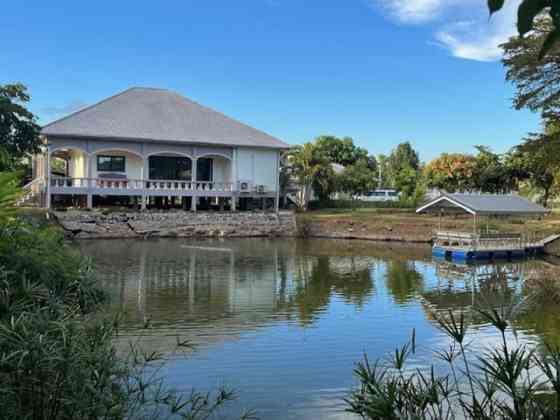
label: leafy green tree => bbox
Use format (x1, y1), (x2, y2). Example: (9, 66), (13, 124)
(511, 129), (560, 206)
(0, 84), (41, 171)
(393, 165), (420, 199)
(491, 0), (560, 59)
(388, 142), (420, 173)
(312, 164), (338, 201)
(287, 143), (332, 210)
(338, 159), (378, 196)
(473, 146), (513, 193)
(314, 135), (372, 167)
(501, 19), (560, 120)
(387, 142), (421, 199)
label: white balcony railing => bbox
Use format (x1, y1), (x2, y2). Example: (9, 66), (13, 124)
(49, 177), (234, 193)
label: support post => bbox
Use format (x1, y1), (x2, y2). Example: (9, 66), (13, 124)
(86, 153), (93, 209)
(231, 195), (236, 211)
(275, 150), (280, 214)
(45, 147), (51, 209)
(262, 197), (266, 211)
(141, 157), (147, 210)
(191, 158), (197, 212)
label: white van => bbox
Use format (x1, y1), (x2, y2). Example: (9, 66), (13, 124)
(356, 188), (400, 202)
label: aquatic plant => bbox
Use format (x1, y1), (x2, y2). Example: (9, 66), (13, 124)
(347, 304), (560, 419)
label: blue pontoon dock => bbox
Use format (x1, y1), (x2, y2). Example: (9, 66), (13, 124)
(417, 193), (551, 261)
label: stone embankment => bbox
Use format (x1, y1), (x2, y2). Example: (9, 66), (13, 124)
(53, 210), (297, 239)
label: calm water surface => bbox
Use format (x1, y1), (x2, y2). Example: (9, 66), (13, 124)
(78, 238), (560, 419)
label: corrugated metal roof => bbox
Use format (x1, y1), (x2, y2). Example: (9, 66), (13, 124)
(41, 87), (289, 149)
(417, 193), (550, 216)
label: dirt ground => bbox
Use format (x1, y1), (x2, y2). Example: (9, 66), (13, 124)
(297, 208), (560, 243)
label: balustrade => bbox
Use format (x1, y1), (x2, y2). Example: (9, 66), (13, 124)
(49, 177), (234, 193)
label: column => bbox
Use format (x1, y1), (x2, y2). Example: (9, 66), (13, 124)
(85, 154), (93, 209)
(275, 150), (280, 214)
(141, 157), (148, 210)
(191, 158), (197, 212)
(45, 147), (51, 209)
(231, 148), (237, 212)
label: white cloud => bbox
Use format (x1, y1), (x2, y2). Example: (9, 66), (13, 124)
(376, 0), (447, 23)
(371, 0), (521, 62)
(434, 0), (520, 61)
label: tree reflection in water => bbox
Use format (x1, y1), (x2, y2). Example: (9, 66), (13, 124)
(286, 256), (375, 326)
(384, 260), (424, 305)
(419, 259), (560, 351)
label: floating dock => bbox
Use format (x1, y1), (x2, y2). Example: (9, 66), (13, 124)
(432, 231), (545, 261)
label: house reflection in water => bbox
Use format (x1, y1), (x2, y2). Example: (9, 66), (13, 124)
(78, 238), (560, 354)
(78, 239), (380, 350)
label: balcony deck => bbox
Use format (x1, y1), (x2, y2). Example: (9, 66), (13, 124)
(48, 177), (270, 197)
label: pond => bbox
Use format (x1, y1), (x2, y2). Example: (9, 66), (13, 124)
(77, 238), (560, 419)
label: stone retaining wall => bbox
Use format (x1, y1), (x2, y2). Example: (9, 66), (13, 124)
(53, 210), (297, 239)
(545, 236), (560, 257)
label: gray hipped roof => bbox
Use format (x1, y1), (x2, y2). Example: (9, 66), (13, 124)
(41, 87), (289, 149)
(416, 193), (550, 216)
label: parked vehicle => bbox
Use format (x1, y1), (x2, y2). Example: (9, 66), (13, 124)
(356, 188), (400, 202)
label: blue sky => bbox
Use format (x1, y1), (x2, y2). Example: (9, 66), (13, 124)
(1, 0), (540, 161)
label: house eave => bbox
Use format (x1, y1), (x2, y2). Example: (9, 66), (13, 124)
(42, 133), (290, 150)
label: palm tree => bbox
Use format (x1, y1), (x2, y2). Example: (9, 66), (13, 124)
(287, 143), (331, 211)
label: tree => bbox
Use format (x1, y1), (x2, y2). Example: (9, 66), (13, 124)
(491, 0), (560, 59)
(287, 143), (331, 210)
(312, 164), (338, 201)
(501, 19), (560, 120)
(387, 142), (421, 198)
(0, 84), (41, 171)
(376, 154), (390, 187)
(424, 153), (478, 193)
(314, 135), (371, 167)
(473, 146), (513, 193)
(511, 129), (560, 206)
(338, 159), (378, 197)
(388, 142), (420, 173)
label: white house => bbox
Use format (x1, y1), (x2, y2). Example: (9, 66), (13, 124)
(27, 87), (289, 211)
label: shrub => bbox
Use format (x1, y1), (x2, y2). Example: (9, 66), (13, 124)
(308, 199), (417, 210)
(0, 219), (249, 419)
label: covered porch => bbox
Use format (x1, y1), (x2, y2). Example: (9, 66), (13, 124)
(42, 145), (277, 211)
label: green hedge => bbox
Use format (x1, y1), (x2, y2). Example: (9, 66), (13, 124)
(307, 199), (417, 210)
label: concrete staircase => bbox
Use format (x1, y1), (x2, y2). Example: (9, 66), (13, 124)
(16, 178), (45, 207)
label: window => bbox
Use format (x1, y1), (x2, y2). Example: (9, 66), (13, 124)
(97, 155), (125, 172)
(149, 156), (192, 180)
(197, 158), (213, 182)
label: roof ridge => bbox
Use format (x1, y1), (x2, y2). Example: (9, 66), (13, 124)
(41, 87), (137, 130)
